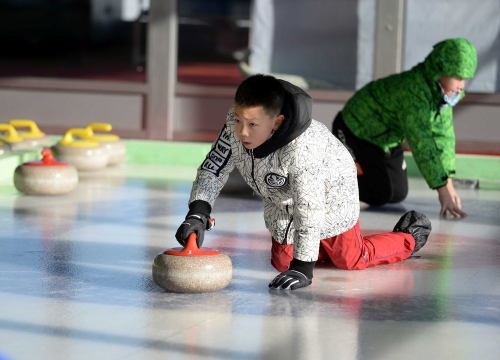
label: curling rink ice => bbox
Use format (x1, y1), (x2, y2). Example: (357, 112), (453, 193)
(0, 164), (499, 360)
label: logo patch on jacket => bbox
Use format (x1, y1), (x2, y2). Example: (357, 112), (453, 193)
(201, 125), (231, 176)
(265, 173), (288, 188)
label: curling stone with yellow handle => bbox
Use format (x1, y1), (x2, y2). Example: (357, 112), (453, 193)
(152, 232), (233, 293)
(80, 122), (126, 166)
(0, 123), (33, 151)
(14, 148), (78, 195)
(51, 128), (108, 171)
(9, 119), (53, 147)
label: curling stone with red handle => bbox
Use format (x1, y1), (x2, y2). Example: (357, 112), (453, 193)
(14, 148), (78, 195)
(152, 233), (232, 293)
(9, 119), (53, 147)
(51, 128), (108, 171)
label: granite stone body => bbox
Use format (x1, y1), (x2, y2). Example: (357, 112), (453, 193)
(152, 252), (232, 293)
(51, 144), (108, 171)
(101, 141), (126, 166)
(0, 143), (10, 155)
(20, 136), (54, 148)
(14, 164), (78, 195)
(9, 140), (34, 151)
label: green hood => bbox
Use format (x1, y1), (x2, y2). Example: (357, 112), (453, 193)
(423, 38), (477, 81)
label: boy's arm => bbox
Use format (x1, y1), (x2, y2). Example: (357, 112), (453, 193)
(189, 107), (236, 207)
(189, 126), (235, 206)
(403, 105), (465, 218)
(403, 105), (454, 189)
(176, 109), (236, 247)
(269, 164), (325, 290)
(290, 165), (326, 263)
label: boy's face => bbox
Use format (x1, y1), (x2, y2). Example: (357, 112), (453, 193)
(439, 75), (466, 96)
(233, 105), (283, 150)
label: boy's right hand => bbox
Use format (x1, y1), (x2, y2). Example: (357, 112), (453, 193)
(175, 214), (215, 248)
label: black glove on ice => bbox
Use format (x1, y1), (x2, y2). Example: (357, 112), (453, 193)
(269, 258), (315, 290)
(175, 200), (214, 248)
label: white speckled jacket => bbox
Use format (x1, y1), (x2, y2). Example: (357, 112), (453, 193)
(189, 81), (359, 262)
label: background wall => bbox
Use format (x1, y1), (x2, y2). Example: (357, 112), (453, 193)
(0, 0), (499, 152)
(0, 88), (143, 130)
(404, 0), (500, 93)
(250, 0), (365, 90)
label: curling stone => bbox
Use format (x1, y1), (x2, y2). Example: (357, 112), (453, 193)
(0, 123), (32, 151)
(9, 119), (53, 147)
(51, 128), (108, 171)
(0, 140), (10, 155)
(152, 233), (232, 293)
(79, 123), (126, 166)
(14, 148), (78, 195)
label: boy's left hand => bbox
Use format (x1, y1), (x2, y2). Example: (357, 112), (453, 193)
(269, 270), (312, 290)
(437, 179), (467, 219)
(269, 258), (315, 290)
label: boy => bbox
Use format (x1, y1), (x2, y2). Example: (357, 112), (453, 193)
(176, 74), (431, 290)
(332, 38), (477, 218)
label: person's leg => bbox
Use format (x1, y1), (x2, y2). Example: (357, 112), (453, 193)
(332, 112), (393, 206)
(320, 211), (431, 270)
(272, 230), (411, 271)
(320, 220), (415, 270)
(274, 211), (431, 271)
(384, 144), (409, 203)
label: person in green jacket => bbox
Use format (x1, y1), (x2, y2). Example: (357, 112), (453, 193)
(332, 38), (477, 219)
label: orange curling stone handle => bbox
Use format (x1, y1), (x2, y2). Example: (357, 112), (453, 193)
(164, 233), (222, 256)
(24, 148), (68, 167)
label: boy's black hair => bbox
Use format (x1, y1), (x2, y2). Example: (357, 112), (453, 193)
(234, 74), (285, 117)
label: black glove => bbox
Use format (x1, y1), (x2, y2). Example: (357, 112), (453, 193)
(175, 200), (214, 248)
(269, 258), (315, 290)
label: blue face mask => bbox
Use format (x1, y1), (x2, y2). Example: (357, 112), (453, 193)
(437, 81), (461, 109)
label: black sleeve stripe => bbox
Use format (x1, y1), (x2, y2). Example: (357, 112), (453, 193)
(201, 125), (232, 177)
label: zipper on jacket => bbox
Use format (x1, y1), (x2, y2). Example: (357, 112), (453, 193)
(282, 205), (293, 244)
(283, 216), (293, 244)
(250, 149), (263, 195)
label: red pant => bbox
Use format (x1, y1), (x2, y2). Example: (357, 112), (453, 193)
(271, 220), (415, 271)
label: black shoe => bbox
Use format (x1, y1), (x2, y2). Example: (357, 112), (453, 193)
(393, 210), (432, 254)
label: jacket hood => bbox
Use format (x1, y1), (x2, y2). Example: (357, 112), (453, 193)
(252, 80), (313, 158)
(422, 38), (477, 82)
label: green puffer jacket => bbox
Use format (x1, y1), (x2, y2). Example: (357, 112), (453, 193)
(342, 38), (477, 189)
